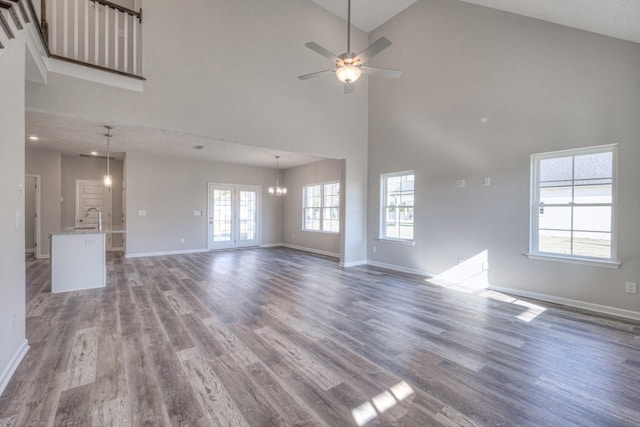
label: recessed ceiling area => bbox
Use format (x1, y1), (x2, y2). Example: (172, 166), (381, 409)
(311, 0), (640, 44)
(25, 112), (326, 169)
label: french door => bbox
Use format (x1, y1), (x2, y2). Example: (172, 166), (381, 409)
(208, 183), (261, 249)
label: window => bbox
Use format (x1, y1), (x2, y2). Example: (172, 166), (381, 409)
(531, 145), (617, 261)
(303, 182), (340, 233)
(381, 171), (414, 241)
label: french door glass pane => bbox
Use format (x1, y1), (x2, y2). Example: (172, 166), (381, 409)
(213, 189), (232, 242)
(239, 191), (257, 241)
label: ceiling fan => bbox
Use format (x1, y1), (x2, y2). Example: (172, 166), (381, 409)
(298, 0), (402, 94)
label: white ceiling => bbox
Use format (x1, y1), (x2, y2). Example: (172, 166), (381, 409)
(25, 112), (325, 169)
(311, 0), (640, 44)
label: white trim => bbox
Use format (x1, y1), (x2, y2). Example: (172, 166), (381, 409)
(25, 249), (35, 253)
(125, 248), (209, 258)
(341, 260), (368, 268)
(374, 238), (416, 246)
(380, 170), (415, 241)
(45, 56), (144, 92)
(260, 243), (283, 248)
(302, 181), (341, 233)
(25, 174), (41, 259)
(489, 285), (640, 321)
(37, 254), (50, 259)
(0, 340), (29, 397)
(525, 253), (621, 269)
(281, 243), (339, 259)
(366, 260), (434, 277)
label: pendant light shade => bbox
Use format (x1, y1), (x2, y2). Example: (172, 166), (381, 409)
(268, 156), (287, 196)
(103, 125), (113, 187)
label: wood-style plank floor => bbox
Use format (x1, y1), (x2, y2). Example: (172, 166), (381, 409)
(1, 248), (639, 426)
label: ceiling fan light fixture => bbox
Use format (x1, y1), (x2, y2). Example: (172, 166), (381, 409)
(336, 65), (361, 83)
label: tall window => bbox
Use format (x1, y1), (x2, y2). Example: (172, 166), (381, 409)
(303, 182), (340, 233)
(531, 145), (616, 261)
(381, 171), (414, 241)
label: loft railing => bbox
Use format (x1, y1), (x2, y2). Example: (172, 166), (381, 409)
(29, 0), (143, 78)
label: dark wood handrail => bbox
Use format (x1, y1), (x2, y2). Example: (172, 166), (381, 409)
(90, 0), (141, 22)
(24, 0), (50, 53)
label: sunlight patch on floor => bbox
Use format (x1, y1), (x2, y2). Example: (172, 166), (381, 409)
(425, 250), (547, 323)
(351, 381), (414, 426)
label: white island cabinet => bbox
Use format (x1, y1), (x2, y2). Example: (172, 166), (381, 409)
(50, 231), (106, 293)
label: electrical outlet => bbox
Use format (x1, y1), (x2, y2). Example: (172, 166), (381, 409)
(483, 176), (491, 186)
(457, 258), (464, 264)
(180, 238), (185, 244)
(454, 179), (460, 188)
(11, 312), (15, 330)
(291, 233), (295, 240)
(625, 282), (637, 294)
(372, 245), (377, 253)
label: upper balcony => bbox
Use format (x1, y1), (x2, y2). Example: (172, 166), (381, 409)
(0, 0), (144, 91)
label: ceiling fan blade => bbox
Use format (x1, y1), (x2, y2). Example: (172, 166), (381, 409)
(297, 69), (335, 80)
(344, 83), (355, 95)
(362, 66), (402, 78)
(305, 42), (340, 62)
(354, 37), (392, 64)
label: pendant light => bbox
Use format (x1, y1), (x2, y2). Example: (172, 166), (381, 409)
(268, 155), (287, 196)
(103, 125), (113, 187)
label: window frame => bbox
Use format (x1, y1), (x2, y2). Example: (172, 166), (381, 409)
(529, 144), (619, 266)
(380, 171), (415, 242)
(302, 181), (340, 234)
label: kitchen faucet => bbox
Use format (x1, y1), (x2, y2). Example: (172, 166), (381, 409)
(84, 207), (103, 231)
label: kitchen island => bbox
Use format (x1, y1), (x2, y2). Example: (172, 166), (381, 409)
(50, 230), (106, 293)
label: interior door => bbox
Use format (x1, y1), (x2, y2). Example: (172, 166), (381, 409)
(76, 179), (112, 248)
(208, 184), (260, 249)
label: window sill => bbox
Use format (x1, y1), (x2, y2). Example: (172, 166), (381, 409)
(525, 253), (621, 269)
(301, 229), (339, 235)
(376, 238), (416, 246)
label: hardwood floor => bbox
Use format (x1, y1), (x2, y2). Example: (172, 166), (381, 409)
(1, 248), (639, 426)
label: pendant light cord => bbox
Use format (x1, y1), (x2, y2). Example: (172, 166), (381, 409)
(347, 0), (351, 52)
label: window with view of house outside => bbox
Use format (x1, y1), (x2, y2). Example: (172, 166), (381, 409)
(381, 172), (414, 241)
(303, 182), (340, 233)
(531, 145), (616, 260)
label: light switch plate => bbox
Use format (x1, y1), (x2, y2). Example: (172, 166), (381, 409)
(138, 210), (147, 216)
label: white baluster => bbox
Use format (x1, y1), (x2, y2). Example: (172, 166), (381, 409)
(52, 0), (57, 53)
(73, 0), (78, 59)
(94, 1), (98, 64)
(114, 10), (118, 70)
(133, 14), (137, 75)
(63, 0), (68, 56)
(123, 12), (128, 73)
(104, 4), (108, 67)
(84, 0), (88, 61)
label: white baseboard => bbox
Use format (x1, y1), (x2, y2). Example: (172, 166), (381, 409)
(366, 260), (435, 277)
(341, 260), (368, 268)
(260, 243), (283, 248)
(125, 248), (209, 259)
(0, 340), (29, 397)
(281, 243), (340, 259)
(489, 285), (640, 321)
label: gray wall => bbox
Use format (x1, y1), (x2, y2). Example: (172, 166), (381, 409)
(125, 151), (284, 255)
(26, 0), (370, 265)
(283, 159), (343, 256)
(367, 0), (640, 313)
(0, 39), (27, 390)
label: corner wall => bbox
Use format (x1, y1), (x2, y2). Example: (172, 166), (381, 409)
(282, 159), (343, 257)
(0, 40), (28, 394)
(367, 0), (640, 315)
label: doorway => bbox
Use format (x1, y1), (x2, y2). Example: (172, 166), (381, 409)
(25, 175), (41, 258)
(75, 179), (113, 249)
(208, 183), (261, 249)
